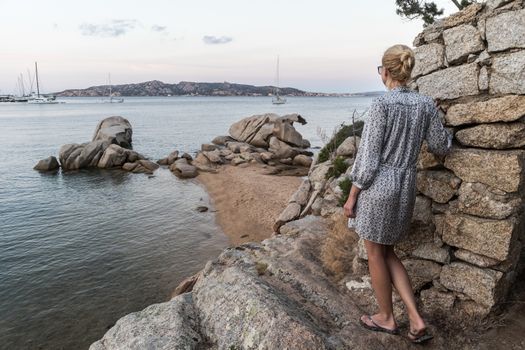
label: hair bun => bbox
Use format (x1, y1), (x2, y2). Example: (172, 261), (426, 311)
(400, 51), (414, 69)
(382, 44), (415, 83)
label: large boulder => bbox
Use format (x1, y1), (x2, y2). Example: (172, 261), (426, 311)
(33, 156), (60, 171)
(59, 140), (110, 170)
(272, 114), (306, 147)
(97, 144), (143, 169)
(268, 136), (298, 159)
(229, 114), (273, 146)
(92, 116), (133, 148)
(90, 293), (202, 350)
(170, 158), (198, 178)
(336, 136), (361, 157)
(57, 117), (140, 171)
(229, 113), (309, 149)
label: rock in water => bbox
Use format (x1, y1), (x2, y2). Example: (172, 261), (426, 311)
(170, 158), (198, 178)
(56, 116), (150, 171)
(33, 156), (60, 171)
(229, 113), (309, 149)
(97, 144), (134, 168)
(92, 116), (133, 149)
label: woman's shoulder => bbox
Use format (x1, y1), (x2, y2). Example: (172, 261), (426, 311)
(382, 88), (434, 108)
(413, 91), (435, 105)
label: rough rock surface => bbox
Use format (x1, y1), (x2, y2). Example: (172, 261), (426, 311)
(443, 24), (484, 64)
(411, 43), (446, 78)
(228, 113), (307, 148)
(443, 148), (525, 193)
(194, 113), (313, 176)
(489, 50), (525, 94)
(90, 293), (202, 350)
(440, 262), (505, 308)
(417, 62), (479, 100)
(170, 158), (198, 178)
(56, 116), (149, 172)
(90, 215), (450, 349)
(444, 95), (525, 126)
(33, 156), (60, 171)
(455, 122), (525, 149)
(416, 170), (462, 203)
(456, 182), (522, 219)
(485, 8), (525, 52)
(92, 116), (133, 148)
(441, 212), (517, 261)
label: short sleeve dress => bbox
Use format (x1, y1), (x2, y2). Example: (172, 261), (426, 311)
(347, 85), (453, 245)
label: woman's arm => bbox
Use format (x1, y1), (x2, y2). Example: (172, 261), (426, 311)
(349, 183), (361, 199)
(425, 100), (453, 156)
(348, 99), (387, 190)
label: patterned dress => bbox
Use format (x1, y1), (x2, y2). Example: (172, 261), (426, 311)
(347, 85), (453, 245)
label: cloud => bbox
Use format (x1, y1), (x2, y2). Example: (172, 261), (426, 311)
(202, 35), (233, 45)
(151, 25), (167, 33)
(79, 19), (139, 37)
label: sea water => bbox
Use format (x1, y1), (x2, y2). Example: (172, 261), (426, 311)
(0, 95), (375, 349)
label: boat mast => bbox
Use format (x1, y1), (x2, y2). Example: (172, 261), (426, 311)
(108, 73), (112, 97)
(20, 74), (25, 96)
(276, 55), (280, 98)
(27, 68), (34, 95)
(35, 62), (40, 97)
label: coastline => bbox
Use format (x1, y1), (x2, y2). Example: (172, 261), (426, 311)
(194, 162), (304, 245)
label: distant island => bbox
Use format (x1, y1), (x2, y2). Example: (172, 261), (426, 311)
(53, 80), (385, 97)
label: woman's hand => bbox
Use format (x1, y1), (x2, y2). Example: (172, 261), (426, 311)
(344, 194), (357, 218)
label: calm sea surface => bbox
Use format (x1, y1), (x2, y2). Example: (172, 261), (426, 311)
(0, 95), (376, 349)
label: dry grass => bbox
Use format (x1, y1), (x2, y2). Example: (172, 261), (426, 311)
(320, 212), (359, 281)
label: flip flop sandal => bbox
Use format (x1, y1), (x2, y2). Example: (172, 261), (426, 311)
(359, 315), (400, 335)
(408, 330), (434, 344)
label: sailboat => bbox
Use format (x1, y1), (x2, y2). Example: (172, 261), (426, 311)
(27, 62), (59, 104)
(272, 56), (287, 105)
(103, 73), (124, 103)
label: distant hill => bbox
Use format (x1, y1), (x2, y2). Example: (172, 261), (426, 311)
(54, 80), (384, 97)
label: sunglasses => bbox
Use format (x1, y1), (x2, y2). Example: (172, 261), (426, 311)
(377, 65), (383, 75)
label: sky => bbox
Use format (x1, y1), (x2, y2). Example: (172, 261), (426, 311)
(0, 0), (461, 94)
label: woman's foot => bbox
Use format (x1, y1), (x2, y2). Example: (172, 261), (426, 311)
(360, 313), (399, 333)
(408, 318), (432, 343)
(408, 328), (433, 343)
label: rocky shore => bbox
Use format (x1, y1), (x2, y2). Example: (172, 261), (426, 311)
(33, 2), (525, 348)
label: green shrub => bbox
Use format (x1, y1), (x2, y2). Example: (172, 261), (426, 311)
(325, 156), (350, 180)
(317, 120), (364, 163)
(338, 177), (353, 207)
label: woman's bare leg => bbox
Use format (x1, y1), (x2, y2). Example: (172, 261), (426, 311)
(360, 239), (397, 330)
(384, 246), (426, 336)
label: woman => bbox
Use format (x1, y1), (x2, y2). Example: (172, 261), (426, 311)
(343, 44), (452, 344)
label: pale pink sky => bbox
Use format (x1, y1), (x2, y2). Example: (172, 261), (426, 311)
(0, 0), (460, 93)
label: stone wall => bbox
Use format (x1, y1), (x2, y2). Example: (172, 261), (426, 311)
(393, 0), (524, 322)
(282, 0), (525, 325)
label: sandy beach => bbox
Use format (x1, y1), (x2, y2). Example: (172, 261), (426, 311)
(195, 162), (304, 245)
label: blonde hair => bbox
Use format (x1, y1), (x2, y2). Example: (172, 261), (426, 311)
(382, 44), (415, 84)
